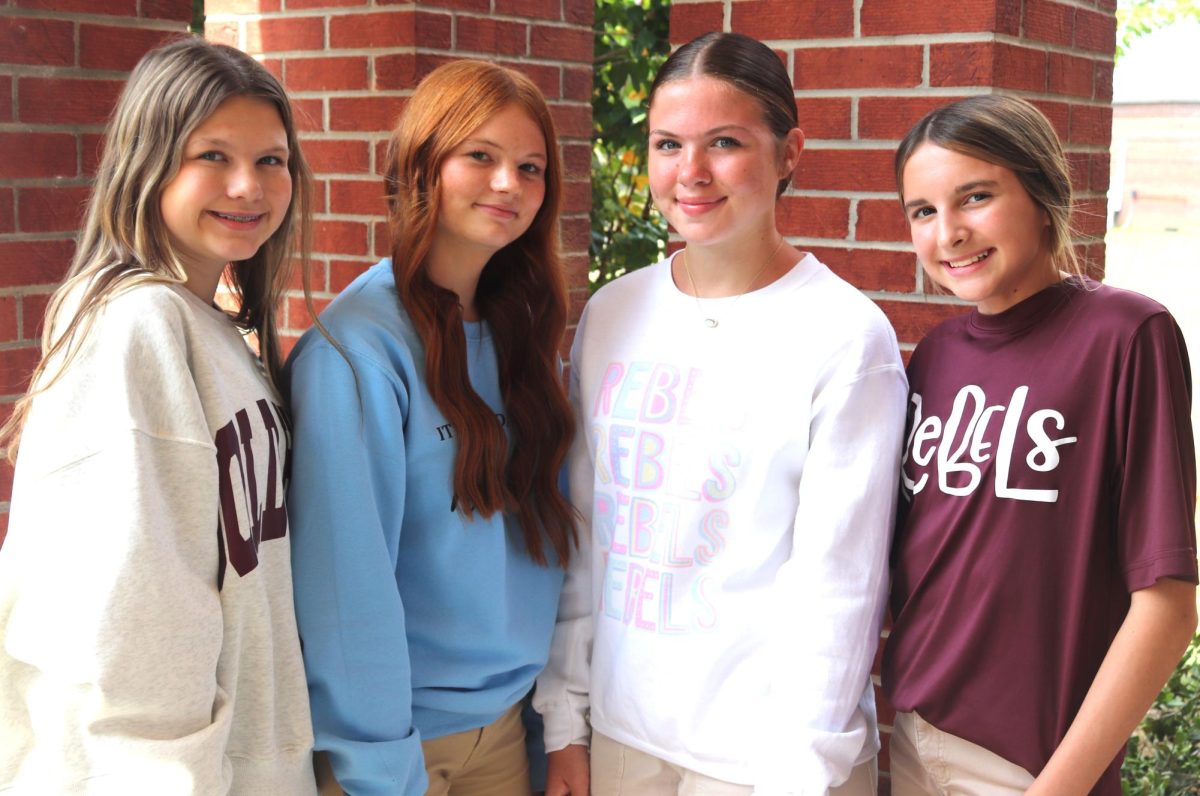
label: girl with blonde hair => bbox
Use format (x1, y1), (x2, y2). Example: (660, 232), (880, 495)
(286, 59), (576, 795)
(0, 36), (318, 793)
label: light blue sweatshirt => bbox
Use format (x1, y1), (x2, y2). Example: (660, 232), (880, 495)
(285, 260), (565, 795)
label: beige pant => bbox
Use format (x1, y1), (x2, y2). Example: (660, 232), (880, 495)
(314, 702), (530, 796)
(889, 711), (1035, 796)
(590, 732), (878, 795)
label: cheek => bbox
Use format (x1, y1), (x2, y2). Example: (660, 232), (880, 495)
(646, 154), (670, 188)
(910, 224), (937, 260)
(158, 180), (195, 231)
(528, 179), (546, 211)
(270, 174), (293, 210)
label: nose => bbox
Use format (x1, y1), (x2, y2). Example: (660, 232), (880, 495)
(490, 162), (520, 193)
(227, 163), (264, 201)
(937, 210), (967, 249)
(678, 146), (710, 187)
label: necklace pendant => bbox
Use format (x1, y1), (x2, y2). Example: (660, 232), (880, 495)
(704, 317), (719, 328)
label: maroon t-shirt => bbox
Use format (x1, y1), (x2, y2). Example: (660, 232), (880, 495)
(883, 278), (1198, 794)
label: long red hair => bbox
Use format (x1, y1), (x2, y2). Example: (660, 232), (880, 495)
(383, 60), (576, 566)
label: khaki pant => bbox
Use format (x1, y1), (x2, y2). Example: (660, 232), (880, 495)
(590, 732), (878, 795)
(315, 702), (529, 796)
(889, 711), (1035, 796)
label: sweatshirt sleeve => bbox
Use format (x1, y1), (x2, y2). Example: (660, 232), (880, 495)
(0, 305), (232, 792)
(533, 320), (595, 752)
(286, 340), (428, 796)
(753, 326), (908, 794)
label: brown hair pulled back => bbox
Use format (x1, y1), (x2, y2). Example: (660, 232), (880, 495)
(649, 32), (799, 196)
(894, 94), (1082, 279)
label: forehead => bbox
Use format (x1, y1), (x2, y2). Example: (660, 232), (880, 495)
(190, 95), (287, 144)
(463, 103), (546, 153)
(902, 143), (1019, 192)
(648, 75), (769, 131)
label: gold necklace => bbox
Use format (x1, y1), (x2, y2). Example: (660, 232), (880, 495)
(682, 237), (785, 329)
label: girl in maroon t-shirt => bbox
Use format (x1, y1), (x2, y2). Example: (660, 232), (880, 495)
(884, 95), (1197, 795)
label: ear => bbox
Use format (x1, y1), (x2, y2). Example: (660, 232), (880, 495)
(779, 127), (805, 178)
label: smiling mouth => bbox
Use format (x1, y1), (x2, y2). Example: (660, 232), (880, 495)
(210, 211), (265, 224)
(677, 197), (724, 214)
(944, 248), (994, 268)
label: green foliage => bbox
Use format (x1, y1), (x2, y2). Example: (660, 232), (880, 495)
(1116, 0), (1200, 59)
(590, 0), (670, 291)
(1122, 632), (1200, 794)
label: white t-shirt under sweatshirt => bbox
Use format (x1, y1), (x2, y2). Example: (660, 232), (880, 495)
(536, 253), (908, 794)
(0, 282), (317, 795)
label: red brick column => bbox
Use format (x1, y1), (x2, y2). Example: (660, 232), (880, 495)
(0, 3), (192, 540)
(203, 0), (594, 354)
(670, 2), (1116, 791)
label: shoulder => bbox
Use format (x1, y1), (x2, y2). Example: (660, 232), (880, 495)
(51, 281), (216, 379)
(586, 256), (670, 312)
(286, 260), (420, 392)
(24, 282), (221, 465)
(801, 257), (895, 331)
(292, 261), (417, 361)
(90, 280), (196, 337)
(794, 256), (904, 367)
(1077, 281), (1176, 332)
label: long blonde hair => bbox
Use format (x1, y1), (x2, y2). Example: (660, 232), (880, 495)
(383, 60), (577, 566)
(1, 37), (313, 462)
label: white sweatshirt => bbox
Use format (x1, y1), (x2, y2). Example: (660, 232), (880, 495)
(0, 282), (317, 795)
(535, 254), (907, 794)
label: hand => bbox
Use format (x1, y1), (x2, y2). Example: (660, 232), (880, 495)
(545, 744), (590, 796)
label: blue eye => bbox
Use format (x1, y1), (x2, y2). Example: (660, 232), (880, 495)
(910, 206), (935, 220)
(259, 155), (287, 167)
(519, 163), (543, 176)
(713, 136), (741, 148)
(966, 192), (991, 204)
(198, 151), (224, 162)
(653, 139), (680, 151)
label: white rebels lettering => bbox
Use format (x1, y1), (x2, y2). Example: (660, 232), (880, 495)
(902, 385), (1077, 503)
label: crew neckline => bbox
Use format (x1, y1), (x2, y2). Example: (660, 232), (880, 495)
(967, 276), (1092, 335)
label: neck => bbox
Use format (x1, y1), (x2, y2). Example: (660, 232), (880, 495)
(426, 245), (489, 322)
(678, 233), (788, 298)
(183, 268), (222, 305)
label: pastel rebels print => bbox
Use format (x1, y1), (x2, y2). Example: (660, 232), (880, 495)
(589, 361), (751, 635)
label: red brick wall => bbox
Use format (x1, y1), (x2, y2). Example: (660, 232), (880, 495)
(671, 2), (1117, 790)
(203, 0), (594, 355)
(0, 2), (192, 542)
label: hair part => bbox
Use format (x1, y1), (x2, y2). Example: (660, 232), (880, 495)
(649, 32), (799, 196)
(383, 59), (577, 567)
(894, 94), (1083, 280)
(1, 36), (314, 463)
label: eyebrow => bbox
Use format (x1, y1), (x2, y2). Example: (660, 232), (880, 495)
(191, 136), (289, 156)
(462, 137), (547, 161)
(648, 124), (752, 138)
(902, 179), (1000, 211)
